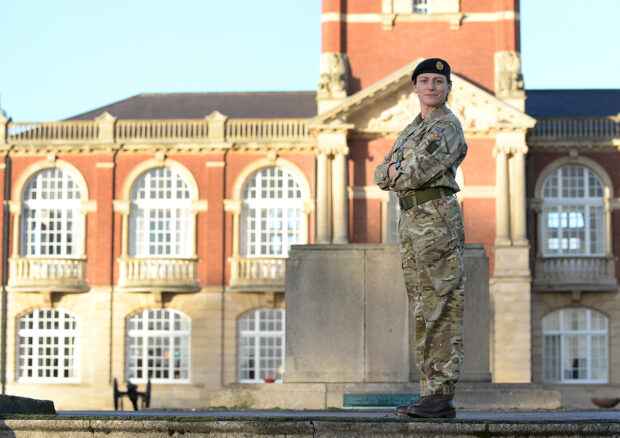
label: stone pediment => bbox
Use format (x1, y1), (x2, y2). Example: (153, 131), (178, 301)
(313, 58), (536, 136)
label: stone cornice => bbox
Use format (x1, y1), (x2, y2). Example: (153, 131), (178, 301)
(350, 126), (533, 139)
(321, 11), (518, 23)
(527, 140), (619, 153)
(5, 141), (317, 156)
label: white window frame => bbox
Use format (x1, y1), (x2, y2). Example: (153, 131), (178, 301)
(126, 309), (191, 384)
(21, 168), (83, 258)
(240, 167), (306, 258)
(238, 309), (285, 383)
(17, 308), (80, 383)
(413, 0), (430, 14)
(540, 165), (606, 257)
(129, 167), (193, 258)
(543, 308), (608, 384)
(387, 0), (460, 14)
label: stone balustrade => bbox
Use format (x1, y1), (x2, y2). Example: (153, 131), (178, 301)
(3, 118), (310, 144)
(117, 257), (199, 292)
(533, 255), (618, 292)
(116, 119), (210, 141)
(226, 119), (309, 141)
(7, 121), (99, 143)
(7, 257), (88, 293)
(530, 117), (619, 140)
(228, 256), (286, 291)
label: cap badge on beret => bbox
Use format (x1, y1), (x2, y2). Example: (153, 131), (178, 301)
(411, 58), (451, 82)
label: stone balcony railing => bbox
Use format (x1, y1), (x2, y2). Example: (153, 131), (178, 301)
(529, 116), (620, 150)
(228, 256), (286, 292)
(533, 255), (618, 292)
(117, 257), (199, 293)
(7, 257), (88, 293)
(2, 117), (311, 145)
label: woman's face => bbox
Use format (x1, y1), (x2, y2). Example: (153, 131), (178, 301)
(414, 73), (451, 110)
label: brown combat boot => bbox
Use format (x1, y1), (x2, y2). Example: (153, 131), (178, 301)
(406, 394), (456, 418)
(393, 396), (431, 417)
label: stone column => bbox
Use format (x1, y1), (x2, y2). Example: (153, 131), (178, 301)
(315, 150), (330, 244)
(223, 200), (242, 280)
(380, 199), (389, 243)
(8, 202), (20, 259)
(511, 146), (528, 245)
(332, 147), (349, 244)
(112, 201), (130, 257)
(315, 128), (350, 244)
(494, 145), (511, 246)
(0, 114), (9, 144)
(491, 131), (531, 383)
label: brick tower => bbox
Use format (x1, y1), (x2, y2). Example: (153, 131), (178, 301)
(315, 0), (533, 383)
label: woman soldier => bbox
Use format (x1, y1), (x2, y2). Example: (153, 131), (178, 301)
(374, 58), (467, 419)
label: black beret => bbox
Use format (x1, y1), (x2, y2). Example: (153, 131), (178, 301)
(411, 58), (451, 83)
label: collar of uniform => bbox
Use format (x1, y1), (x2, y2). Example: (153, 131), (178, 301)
(421, 104), (449, 124)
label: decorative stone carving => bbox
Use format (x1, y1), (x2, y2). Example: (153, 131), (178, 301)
(368, 92), (420, 130)
(96, 111), (117, 143)
(319, 57), (535, 136)
(358, 76), (534, 135)
(494, 51), (524, 98)
(0, 112), (10, 144)
(318, 53), (349, 100)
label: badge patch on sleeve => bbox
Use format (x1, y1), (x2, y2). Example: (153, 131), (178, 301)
(425, 142), (439, 154)
(424, 127), (443, 154)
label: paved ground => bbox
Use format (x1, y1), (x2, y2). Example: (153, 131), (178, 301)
(59, 409), (620, 422)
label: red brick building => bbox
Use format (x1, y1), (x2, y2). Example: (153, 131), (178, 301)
(0, 0), (618, 409)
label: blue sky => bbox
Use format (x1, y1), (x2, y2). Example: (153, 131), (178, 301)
(1, 0), (618, 122)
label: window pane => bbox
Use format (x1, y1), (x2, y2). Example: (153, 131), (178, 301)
(238, 309), (285, 383)
(413, 0), (429, 13)
(563, 335), (587, 380)
(129, 168), (193, 257)
(540, 165), (605, 257)
(543, 334), (560, 381)
(126, 309), (190, 383)
(17, 308), (79, 381)
(241, 167), (304, 258)
(21, 169), (82, 257)
(542, 308), (607, 383)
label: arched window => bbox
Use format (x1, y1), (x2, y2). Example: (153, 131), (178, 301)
(17, 308), (79, 382)
(241, 167), (305, 257)
(126, 309), (190, 383)
(540, 165), (605, 256)
(129, 167), (193, 257)
(21, 169), (82, 257)
(543, 308), (608, 383)
(238, 309), (285, 383)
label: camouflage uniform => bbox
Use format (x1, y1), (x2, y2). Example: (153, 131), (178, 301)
(374, 103), (467, 396)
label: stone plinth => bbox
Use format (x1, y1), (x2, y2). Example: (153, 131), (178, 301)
(284, 243), (491, 384)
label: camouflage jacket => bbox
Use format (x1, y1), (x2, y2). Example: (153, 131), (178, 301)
(374, 104), (467, 196)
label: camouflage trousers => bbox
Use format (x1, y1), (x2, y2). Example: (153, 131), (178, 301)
(398, 193), (465, 396)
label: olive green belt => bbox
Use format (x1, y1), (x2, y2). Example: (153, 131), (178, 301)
(398, 188), (453, 211)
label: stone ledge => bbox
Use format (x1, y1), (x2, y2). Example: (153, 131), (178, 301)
(0, 394), (56, 415)
(0, 417), (619, 437)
